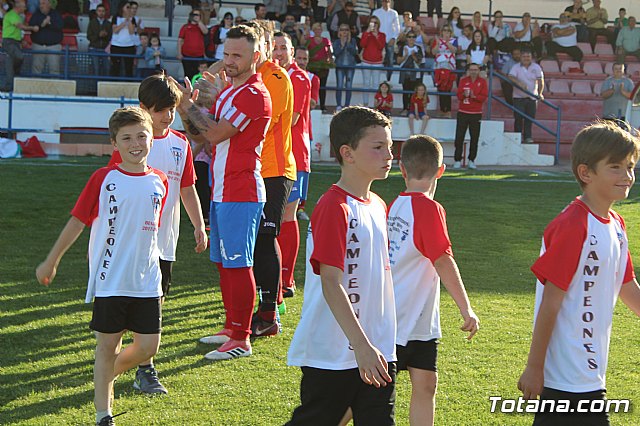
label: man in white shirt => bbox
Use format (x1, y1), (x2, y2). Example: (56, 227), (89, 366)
(373, 0), (400, 80)
(546, 12), (583, 62)
(513, 12), (543, 59)
(508, 49), (544, 144)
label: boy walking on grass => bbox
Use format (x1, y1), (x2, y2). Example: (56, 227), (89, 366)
(286, 106), (397, 425)
(518, 120), (640, 425)
(36, 107), (168, 426)
(109, 73), (208, 393)
(387, 135), (479, 426)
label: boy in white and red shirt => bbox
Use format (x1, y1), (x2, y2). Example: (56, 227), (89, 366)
(454, 62), (488, 170)
(174, 25), (273, 360)
(36, 107), (168, 426)
(273, 32), (311, 301)
(286, 106), (396, 425)
(109, 74), (207, 394)
(518, 121), (640, 425)
(387, 135), (479, 426)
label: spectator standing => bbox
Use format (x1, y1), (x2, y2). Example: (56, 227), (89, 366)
(513, 12), (543, 59)
(360, 15), (386, 107)
(327, 0), (346, 24)
(333, 23), (358, 110)
(487, 10), (514, 54)
(29, 0), (64, 75)
(211, 12), (234, 62)
(600, 63), (633, 120)
(265, 0), (287, 23)
(426, 0), (442, 22)
(110, 1), (137, 77)
(2, 0), (36, 91)
(255, 3), (267, 20)
(432, 24), (457, 118)
(129, 1), (144, 45)
(565, 0), (588, 42)
(306, 22), (334, 110)
(282, 14), (305, 47)
(373, 0), (400, 81)
(616, 16), (640, 63)
(398, 31), (422, 112)
(586, 0), (612, 51)
(546, 12), (583, 62)
(498, 47), (521, 106)
(177, 9), (207, 81)
(415, 20), (434, 74)
(614, 8), (628, 43)
(330, 1), (360, 40)
(87, 4), (111, 76)
(508, 49), (544, 144)
(454, 63), (488, 169)
(446, 7), (464, 39)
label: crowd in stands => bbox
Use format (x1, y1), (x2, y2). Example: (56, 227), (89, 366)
(1, 0), (640, 124)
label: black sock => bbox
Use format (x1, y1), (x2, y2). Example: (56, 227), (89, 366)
(138, 364), (152, 370)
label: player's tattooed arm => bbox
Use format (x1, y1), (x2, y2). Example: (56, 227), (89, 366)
(177, 107), (210, 145)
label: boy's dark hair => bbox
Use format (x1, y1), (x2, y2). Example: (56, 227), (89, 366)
(138, 73), (182, 111)
(255, 3), (266, 12)
(139, 31), (149, 39)
(329, 106), (391, 165)
(571, 119), (640, 188)
(401, 135), (443, 180)
(109, 107), (153, 140)
(620, 8), (626, 12)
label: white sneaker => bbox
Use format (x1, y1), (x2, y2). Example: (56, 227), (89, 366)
(453, 161), (461, 169)
(468, 161), (477, 169)
(204, 340), (252, 361)
(199, 328), (231, 344)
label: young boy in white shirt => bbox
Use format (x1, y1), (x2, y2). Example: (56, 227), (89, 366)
(286, 106), (396, 425)
(387, 135), (479, 425)
(36, 107), (168, 426)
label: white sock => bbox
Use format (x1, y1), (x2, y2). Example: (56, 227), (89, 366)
(96, 410), (112, 423)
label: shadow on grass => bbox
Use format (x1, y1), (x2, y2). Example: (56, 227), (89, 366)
(0, 387), (95, 424)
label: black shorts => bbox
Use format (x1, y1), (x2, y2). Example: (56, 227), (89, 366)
(159, 259), (173, 297)
(533, 388), (609, 426)
(90, 296), (162, 334)
(396, 339), (438, 372)
(286, 363), (397, 426)
(259, 176), (294, 235)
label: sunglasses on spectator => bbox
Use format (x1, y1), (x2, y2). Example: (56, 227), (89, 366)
(407, 35), (416, 38)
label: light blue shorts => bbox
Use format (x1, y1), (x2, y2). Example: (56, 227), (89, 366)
(209, 201), (265, 268)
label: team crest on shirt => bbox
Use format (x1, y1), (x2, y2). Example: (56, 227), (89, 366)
(170, 146), (183, 171)
(150, 192), (162, 216)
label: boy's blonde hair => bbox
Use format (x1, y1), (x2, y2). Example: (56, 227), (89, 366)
(109, 107), (154, 140)
(401, 135), (443, 180)
(329, 106), (391, 165)
(571, 120), (640, 188)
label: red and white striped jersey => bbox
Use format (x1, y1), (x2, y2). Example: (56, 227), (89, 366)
(287, 62), (311, 173)
(208, 73), (272, 203)
(531, 198), (635, 392)
(71, 166), (168, 302)
(387, 192), (453, 346)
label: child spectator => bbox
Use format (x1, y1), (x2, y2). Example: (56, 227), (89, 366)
(388, 135), (479, 426)
(143, 33), (166, 76)
(409, 82), (429, 135)
(518, 120), (640, 424)
(287, 106), (396, 425)
(36, 107), (168, 426)
(191, 60), (209, 85)
(135, 31), (149, 77)
(374, 81), (393, 117)
(108, 74), (208, 394)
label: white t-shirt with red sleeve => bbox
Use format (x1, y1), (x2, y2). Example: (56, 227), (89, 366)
(109, 129), (196, 261)
(288, 185), (397, 370)
(208, 73), (272, 203)
(531, 198), (635, 393)
(388, 192), (453, 346)
(71, 165), (168, 303)
(287, 62), (312, 173)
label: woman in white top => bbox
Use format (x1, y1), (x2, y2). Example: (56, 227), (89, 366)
(110, 0), (137, 77)
(446, 6), (464, 39)
(212, 12), (233, 61)
(467, 29), (490, 69)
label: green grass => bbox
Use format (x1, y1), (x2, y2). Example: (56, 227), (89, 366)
(2, 158), (640, 425)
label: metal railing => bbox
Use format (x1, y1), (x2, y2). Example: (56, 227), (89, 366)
(487, 65), (562, 165)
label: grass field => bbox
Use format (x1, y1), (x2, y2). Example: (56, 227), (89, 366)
(2, 158), (640, 426)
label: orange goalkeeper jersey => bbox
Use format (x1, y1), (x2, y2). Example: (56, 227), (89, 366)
(258, 60), (297, 180)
